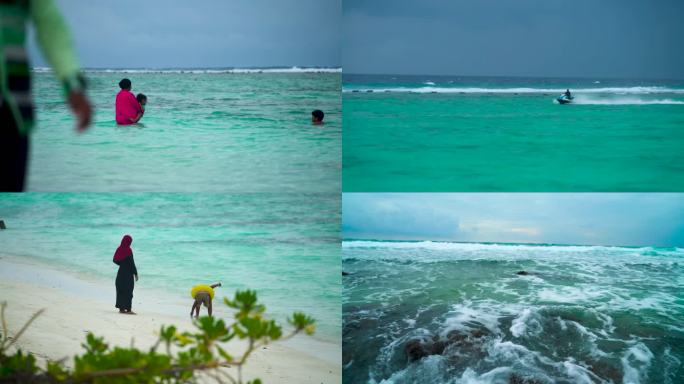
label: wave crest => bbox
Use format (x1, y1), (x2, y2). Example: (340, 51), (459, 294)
(343, 86), (684, 95)
(33, 66), (342, 74)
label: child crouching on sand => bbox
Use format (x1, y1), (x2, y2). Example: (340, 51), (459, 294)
(190, 282), (221, 318)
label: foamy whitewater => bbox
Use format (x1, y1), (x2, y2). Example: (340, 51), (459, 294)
(343, 85), (684, 105)
(342, 240), (684, 383)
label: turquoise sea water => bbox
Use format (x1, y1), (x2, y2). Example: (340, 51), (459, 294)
(343, 75), (684, 192)
(28, 68), (341, 192)
(343, 240), (684, 383)
(0, 193), (340, 343)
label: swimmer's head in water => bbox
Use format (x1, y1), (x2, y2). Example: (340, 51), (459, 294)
(311, 109), (324, 124)
(136, 93), (147, 106)
(119, 78), (132, 90)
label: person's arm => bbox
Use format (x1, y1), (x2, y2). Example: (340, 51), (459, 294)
(128, 94), (143, 123)
(30, 0), (92, 132)
(130, 112), (143, 123)
(210, 282), (222, 289)
(130, 254), (138, 281)
(207, 300), (212, 317)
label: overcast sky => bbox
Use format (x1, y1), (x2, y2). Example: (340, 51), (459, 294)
(343, 194), (684, 247)
(28, 0), (341, 68)
(343, 0), (684, 79)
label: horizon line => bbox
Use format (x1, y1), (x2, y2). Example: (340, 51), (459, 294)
(32, 65), (342, 70)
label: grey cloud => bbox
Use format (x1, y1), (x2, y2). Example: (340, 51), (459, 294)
(343, 0), (684, 78)
(343, 193), (684, 247)
(28, 0), (341, 68)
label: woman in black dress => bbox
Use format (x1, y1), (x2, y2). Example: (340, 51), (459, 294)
(113, 234), (138, 314)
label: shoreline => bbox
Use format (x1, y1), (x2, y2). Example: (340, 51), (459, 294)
(0, 255), (340, 383)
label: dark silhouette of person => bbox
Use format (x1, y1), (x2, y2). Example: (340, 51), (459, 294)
(1, 0), (92, 191)
(113, 235), (139, 314)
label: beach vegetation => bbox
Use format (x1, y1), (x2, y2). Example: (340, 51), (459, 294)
(0, 289), (315, 383)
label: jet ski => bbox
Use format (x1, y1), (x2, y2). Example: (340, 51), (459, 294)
(556, 94), (574, 104)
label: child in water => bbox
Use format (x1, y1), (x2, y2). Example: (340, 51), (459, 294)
(136, 93), (147, 112)
(134, 93), (147, 123)
(190, 282), (221, 318)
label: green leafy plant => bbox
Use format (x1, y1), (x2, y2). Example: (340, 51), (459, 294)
(0, 290), (316, 383)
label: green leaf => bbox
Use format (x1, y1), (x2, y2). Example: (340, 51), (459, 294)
(215, 345), (233, 363)
(0, 292), (316, 383)
(288, 312), (316, 335)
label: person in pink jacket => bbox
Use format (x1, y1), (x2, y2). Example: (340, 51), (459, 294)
(115, 78), (143, 125)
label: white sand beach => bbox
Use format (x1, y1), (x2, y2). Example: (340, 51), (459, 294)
(0, 255), (340, 384)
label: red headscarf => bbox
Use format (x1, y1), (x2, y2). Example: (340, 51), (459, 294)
(113, 235), (133, 262)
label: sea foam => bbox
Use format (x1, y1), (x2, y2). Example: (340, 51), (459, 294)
(343, 240), (678, 254)
(343, 86), (684, 94)
(571, 95), (684, 105)
(34, 66), (342, 74)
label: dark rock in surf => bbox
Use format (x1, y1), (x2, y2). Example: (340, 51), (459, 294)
(470, 329), (486, 338)
(404, 339), (430, 362)
(400, 327), (495, 368)
(430, 340), (446, 355)
(445, 327), (487, 347)
(446, 330), (468, 343)
(0, 220), (5, 229)
(509, 374), (544, 384)
(342, 271), (350, 276)
(516, 271), (530, 275)
(586, 359), (622, 383)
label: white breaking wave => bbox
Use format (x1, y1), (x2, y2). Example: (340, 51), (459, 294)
(510, 308), (542, 338)
(570, 95), (684, 105)
(33, 66), (341, 74)
(342, 240), (684, 264)
(621, 342), (654, 384)
(342, 240), (671, 253)
(343, 86), (684, 94)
